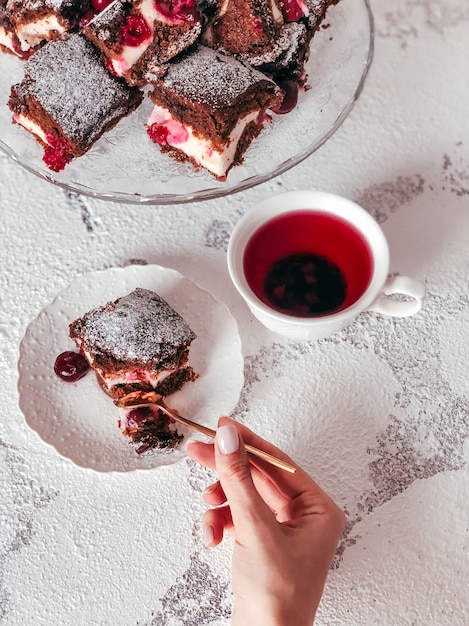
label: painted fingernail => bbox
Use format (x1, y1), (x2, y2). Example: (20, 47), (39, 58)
(217, 424), (239, 455)
(203, 525), (214, 547)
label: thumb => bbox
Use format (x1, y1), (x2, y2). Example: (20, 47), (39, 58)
(215, 417), (273, 536)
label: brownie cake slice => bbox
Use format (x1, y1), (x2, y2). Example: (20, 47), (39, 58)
(69, 287), (198, 402)
(146, 45), (283, 180)
(8, 34), (143, 171)
(203, 0), (335, 90)
(83, 0), (202, 85)
(6, 0), (90, 54)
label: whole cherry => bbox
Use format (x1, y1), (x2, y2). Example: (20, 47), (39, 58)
(281, 0), (304, 22)
(272, 78), (299, 114)
(120, 15), (152, 47)
(127, 407), (154, 426)
(43, 137), (72, 172)
(80, 8), (98, 27)
(91, 0), (114, 10)
(147, 123), (169, 146)
(54, 351), (90, 383)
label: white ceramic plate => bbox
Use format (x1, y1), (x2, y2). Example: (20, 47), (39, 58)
(0, 0), (373, 204)
(17, 265), (244, 472)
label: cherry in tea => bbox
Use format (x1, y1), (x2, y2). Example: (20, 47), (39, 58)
(243, 210), (374, 317)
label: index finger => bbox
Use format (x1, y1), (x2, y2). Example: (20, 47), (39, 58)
(190, 416), (326, 501)
(220, 416), (323, 498)
(188, 439), (292, 513)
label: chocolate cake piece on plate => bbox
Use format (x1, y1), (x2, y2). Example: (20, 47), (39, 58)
(6, 0), (90, 54)
(146, 45), (284, 180)
(69, 287), (198, 402)
(8, 33), (143, 171)
(202, 0), (284, 57)
(83, 0), (202, 85)
(269, 0), (338, 91)
(203, 0), (335, 95)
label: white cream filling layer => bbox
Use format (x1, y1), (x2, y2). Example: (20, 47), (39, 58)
(13, 112), (50, 144)
(270, 0), (284, 23)
(148, 104), (260, 178)
(16, 15), (65, 51)
(217, 0), (229, 17)
(103, 368), (172, 388)
(111, 0), (199, 75)
(111, 0), (173, 75)
(0, 28), (16, 53)
(83, 349), (173, 390)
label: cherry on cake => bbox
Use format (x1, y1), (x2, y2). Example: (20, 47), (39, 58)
(6, 0), (90, 54)
(83, 0), (202, 85)
(68, 287), (198, 402)
(8, 33), (143, 171)
(146, 45), (283, 180)
(117, 404), (184, 454)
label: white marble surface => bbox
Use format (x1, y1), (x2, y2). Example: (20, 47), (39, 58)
(1, 0), (469, 624)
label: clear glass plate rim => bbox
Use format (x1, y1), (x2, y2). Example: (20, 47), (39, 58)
(0, 0), (374, 206)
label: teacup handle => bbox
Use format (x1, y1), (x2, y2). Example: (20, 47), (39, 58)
(367, 276), (426, 318)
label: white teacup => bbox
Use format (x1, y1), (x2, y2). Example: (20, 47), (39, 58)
(227, 191), (426, 341)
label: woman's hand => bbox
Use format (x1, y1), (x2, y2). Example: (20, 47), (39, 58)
(187, 416), (346, 626)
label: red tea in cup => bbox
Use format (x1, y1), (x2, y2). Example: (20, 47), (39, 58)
(227, 191), (425, 340)
(243, 210), (373, 317)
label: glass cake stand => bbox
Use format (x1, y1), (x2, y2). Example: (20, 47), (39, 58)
(0, 0), (374, 205)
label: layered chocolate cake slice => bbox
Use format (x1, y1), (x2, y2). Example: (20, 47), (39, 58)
(83, 0), (202, 85)
(146, 45), (283, 180)
(6, 0), (90, 54)
(69, 288), (198, 402)
(8, 34), (143, 171)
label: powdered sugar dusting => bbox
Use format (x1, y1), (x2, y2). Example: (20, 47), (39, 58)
(238, 21), (307, 66)
(19, 34), (141, 144)
(70, 287), (196, 365)
(7, 0), (76, 11)
(85, 0), (127, 42)
(305, 0), (330, 17)
(160, 45), (280, 109)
